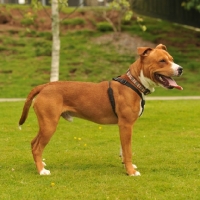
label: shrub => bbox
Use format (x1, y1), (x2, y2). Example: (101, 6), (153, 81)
(21, 12), (36, 26)
(61, 18), (85, 26)
(96, 22), (113, 32)
(21, 18), (34, 26)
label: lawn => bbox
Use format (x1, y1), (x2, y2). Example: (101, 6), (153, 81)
(0, 100), (200, 199)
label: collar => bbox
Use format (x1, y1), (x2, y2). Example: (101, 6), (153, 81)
(126, 70), (151, 95)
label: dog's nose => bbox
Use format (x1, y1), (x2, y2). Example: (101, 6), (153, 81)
(178, 66), (183, 75)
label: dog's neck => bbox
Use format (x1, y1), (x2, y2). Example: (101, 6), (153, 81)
(139, 70), (157, 93)
(128, 59), (157, 94)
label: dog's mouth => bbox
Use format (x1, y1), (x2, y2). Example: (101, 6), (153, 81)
(154, 74), (183, 90)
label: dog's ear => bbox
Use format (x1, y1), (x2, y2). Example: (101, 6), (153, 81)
(155, 44), (167, 51)
(137, 47), (152, 56)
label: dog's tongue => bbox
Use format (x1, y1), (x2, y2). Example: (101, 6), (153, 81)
(168, 78), (183, 90)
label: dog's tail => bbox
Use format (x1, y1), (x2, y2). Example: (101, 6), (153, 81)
(19, 84), (47, 129)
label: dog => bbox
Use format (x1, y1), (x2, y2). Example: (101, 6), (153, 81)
(19, 44), (183, 176)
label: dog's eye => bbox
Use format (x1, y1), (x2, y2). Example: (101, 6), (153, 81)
(160, 59), (166, 63)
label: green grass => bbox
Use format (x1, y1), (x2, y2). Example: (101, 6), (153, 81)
(96, 22), (113, 32)
(0, 100), (200, 199)
(61, 18), (86, 26)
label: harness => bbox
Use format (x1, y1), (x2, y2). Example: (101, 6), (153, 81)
(107, 70), (151, 117)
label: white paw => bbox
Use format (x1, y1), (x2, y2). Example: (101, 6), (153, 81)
(123, 163), (138, 169)
(40, 168), (51, 175)
(132, 164), (137, 169)
(130, 171), (141, 176)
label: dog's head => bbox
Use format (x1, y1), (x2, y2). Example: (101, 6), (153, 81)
(136, 44), (183, 91)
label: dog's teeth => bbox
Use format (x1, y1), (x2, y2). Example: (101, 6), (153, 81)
(159, 76), (163, 82)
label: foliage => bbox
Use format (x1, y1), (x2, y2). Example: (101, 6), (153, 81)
(182, 0), (200, 12)
(21, 12), (37, 26)
(61, 18), (85, 26)
(103, 0), (136, 32)
(109, 0), (133, 21)
(96, 22), (113, 32)
(136, 16), (147, 32)
(20, 0), (42, 27)
(0, 101), (200, 199)
(30, 0), (43, 9)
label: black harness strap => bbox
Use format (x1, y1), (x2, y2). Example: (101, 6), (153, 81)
(107, 81), (118, 117)
(113, 77), (145, 116)
(113, 77), (143, 99)
(107, 77), (145, 118)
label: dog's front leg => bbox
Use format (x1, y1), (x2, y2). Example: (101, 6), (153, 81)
(119, 125), (141, 176)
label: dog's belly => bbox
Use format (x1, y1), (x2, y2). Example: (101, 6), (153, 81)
(61, 110), (118, 125)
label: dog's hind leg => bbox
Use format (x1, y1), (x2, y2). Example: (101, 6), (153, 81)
(31, 121), (58, 175)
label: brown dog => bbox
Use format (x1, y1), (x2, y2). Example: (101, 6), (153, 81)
(19, 44), (183, 176)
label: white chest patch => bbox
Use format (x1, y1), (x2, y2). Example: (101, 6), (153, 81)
(138, 95), (145, 117)
(139, 70), (156, 93)
(138, 100), (143, 116)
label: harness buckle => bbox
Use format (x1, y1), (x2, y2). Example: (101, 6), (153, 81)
(144, 89), (151, 95)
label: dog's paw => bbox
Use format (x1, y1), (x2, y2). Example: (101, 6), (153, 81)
(40, 168), (51, 175)
(123, 163), (138, 169)
(130, 171), (141, 176)
(132, 164), (137, 169)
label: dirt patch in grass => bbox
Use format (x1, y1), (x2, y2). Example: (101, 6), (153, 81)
(92, 33), (155, 55)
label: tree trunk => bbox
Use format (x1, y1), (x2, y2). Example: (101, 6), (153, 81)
(50, 0), (60, 82)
